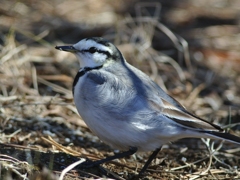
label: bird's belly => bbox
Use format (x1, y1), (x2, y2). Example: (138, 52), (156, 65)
(74, 99), (170, 151)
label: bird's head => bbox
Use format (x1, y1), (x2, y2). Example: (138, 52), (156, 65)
(55, 37), (123, 68)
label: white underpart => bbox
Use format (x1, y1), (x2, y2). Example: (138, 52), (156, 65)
(73, 39), (113, 68)
(131, 122), (154, 131)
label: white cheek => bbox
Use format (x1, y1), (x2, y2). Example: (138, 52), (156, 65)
(93, 52), (107, 64)
(75, 52), (107, 68)
(76, 53), (98, 67)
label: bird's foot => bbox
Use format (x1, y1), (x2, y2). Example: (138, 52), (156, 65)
(78, 159), (100, 169)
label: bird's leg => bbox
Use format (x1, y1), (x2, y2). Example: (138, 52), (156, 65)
(79, 147), (138, 168)
(138, 148), (161, 176)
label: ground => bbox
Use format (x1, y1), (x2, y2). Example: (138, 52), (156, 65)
(0, 0), (240, 179)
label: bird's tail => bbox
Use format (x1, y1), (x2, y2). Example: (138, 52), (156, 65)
(205, 131), (240, 145)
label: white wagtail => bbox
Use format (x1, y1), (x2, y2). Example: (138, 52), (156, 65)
(55, 37), (240, 176)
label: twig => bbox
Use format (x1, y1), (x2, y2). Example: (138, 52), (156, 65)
(37, 77), (71, 95)
(59, 158), (85, 180)
(31, 65), (39, 94)
(3, 129), (21, 138)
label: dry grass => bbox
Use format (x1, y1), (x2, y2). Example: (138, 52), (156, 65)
(0, 0), (240, 179)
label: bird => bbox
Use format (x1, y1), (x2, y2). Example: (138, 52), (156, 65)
(55, 37), (240, 176)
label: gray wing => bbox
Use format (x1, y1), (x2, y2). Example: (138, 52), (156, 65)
(124, 62), (223, 132)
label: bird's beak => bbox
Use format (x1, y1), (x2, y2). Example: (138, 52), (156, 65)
(55, 45), (78, 52)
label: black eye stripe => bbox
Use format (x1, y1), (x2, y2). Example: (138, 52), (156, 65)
(82, 47), (111, 58)
(89, 47), (97, 53)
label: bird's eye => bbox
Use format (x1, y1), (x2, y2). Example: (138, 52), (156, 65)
(88, 47), (97, 53)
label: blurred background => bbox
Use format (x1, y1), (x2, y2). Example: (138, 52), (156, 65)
(0, 0), (240, 179)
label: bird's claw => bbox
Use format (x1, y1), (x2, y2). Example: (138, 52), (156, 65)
(78, 159), (100, 169)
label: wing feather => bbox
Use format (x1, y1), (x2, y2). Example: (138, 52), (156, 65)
(125, 63), (223, 132)
(161, 99), (223, 131)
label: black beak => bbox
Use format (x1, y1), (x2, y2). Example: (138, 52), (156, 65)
(55, 45), (78, 52)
